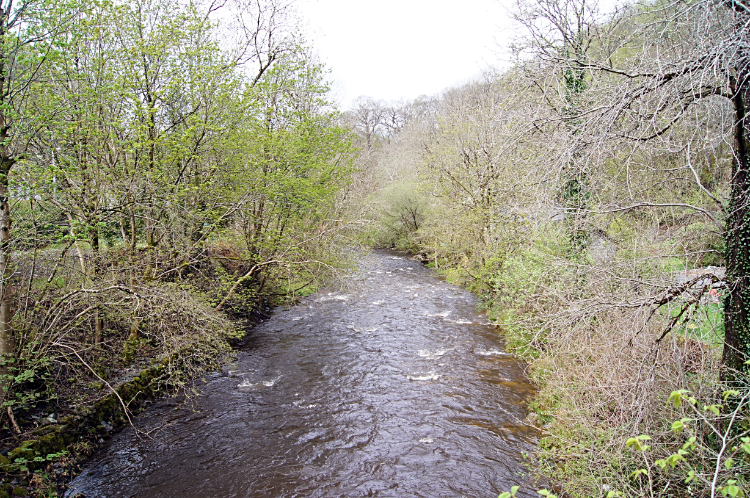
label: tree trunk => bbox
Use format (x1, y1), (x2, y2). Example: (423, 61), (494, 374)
(721, 65), (750, 380)
(0, 0), (12, 398)
(0, 161), (13, 380)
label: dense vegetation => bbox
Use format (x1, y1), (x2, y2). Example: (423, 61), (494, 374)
(1, 0), (749, 496)
(0, 0), (355, 488)
(347, 0), (750, 496)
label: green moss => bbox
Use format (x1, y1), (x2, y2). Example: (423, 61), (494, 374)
(2, 360), (170, 472)
(11, 487), (26, 497)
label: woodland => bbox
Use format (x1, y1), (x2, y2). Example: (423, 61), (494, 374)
(0, 0), (748, 496)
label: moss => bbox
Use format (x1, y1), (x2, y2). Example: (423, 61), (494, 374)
(11, 487), (26, 497)
(7, 441), (36, 466)
(2, 360), (170, 473)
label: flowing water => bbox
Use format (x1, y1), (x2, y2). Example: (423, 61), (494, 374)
(67, 250), (539, 498)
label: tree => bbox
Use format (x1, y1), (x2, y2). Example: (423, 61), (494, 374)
(516, 0), (750, 377)
(0, 0), (77, 395)
(348, 97), (386, 151)
(208, 49), (354, 310)
(420, 79), (539, 250)
(513, 0), (626, 253)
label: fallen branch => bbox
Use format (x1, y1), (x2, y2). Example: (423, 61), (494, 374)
(214, 260), (281, 311)
(53, 342), (137, 433)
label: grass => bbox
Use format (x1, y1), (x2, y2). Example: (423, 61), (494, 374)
(669, 301), (724, 347)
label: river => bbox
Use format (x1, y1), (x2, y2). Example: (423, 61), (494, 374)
(66, 250), (539, 498)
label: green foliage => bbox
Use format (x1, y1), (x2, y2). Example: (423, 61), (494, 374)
(369, 181), (426, 250)
(0, 2), (354, 456)
(7, 450), (68, 474)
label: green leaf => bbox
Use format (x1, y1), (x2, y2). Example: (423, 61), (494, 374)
(665, 453), (685, 468)
(723, 390), (740, 401)
(537, 490), (557, 498)
(725, 458), (734, 470)
(499, 486), (520, 498)
(654, 458), (667, 470)
(626, 435), (651, 451)
(668, 390), (689, 408)
(630, 468), (648, 479)
(685, 470), (696, 484)
(721, 484), (741, 497)
(704, 404), (722, 416)
(683, 436), (697, 451)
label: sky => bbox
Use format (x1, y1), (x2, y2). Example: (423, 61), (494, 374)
(296, 0), (516, 108)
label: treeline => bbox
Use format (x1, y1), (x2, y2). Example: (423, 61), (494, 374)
(0, 0), (353, 446)
(349, 0), (750, 496)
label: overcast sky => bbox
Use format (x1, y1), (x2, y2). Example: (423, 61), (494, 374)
(297, 0), (516, 108)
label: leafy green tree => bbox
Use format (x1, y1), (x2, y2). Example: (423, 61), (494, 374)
(213, 51), (353, 309)
(0, 0), (79, 397)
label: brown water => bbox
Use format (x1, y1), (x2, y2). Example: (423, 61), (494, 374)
(66, 250), (538, 498)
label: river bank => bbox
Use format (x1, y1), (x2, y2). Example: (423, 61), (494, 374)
(0, 304), (271, 498)
(0, 240), (291, 497)
(65, 249), (539, 498)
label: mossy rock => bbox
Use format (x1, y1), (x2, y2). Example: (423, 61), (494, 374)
(6, 441), (36, 465)
(5, 356), (180, 473)
(3, 362), (167, 472)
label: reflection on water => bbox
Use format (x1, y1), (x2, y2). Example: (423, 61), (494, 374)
(67, 250), (539, 498)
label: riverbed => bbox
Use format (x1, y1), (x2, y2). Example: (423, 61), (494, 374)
(67, 250), (538, 497)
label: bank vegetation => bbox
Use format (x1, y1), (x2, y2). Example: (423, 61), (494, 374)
(348, 0), (750, 496)
(0, 0), (354, 493)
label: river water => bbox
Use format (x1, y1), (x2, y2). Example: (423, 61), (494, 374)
(66, 250), (538, 498)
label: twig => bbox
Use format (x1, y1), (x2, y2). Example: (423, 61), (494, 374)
(214, 260), (281, 311)
(53, 342), (139, 435)
(7, 406), (20, 433)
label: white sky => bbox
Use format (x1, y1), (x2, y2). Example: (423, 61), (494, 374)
(297, 0), (516, 108)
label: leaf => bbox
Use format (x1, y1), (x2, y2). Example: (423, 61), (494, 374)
(723, 390), (740, 401)
(671, 419), (685, 433)
(683, 436), (697, 451)
(654, 459), (667, 470)
(499, 493), (512, 498)
(703, 404), (722, 416)
(626, 435), (651, 451)
(668, 390), (689, 408)
(665, 453), (685, 468)
(725, 458), (734, 470)
(630, 469), (648, 479)
(685, 470), (696, 484)
(721, 484), (741, 497)
(537, 490), (557, 498)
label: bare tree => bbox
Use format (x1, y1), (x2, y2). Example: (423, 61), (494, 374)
(349, 97), (386, 151)
(515, 0), (750, 376)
